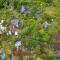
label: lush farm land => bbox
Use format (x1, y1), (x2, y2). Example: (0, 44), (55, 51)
(0, 0), (60, 60)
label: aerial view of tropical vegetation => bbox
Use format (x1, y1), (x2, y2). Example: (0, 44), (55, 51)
(0, 0), (60, 60)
